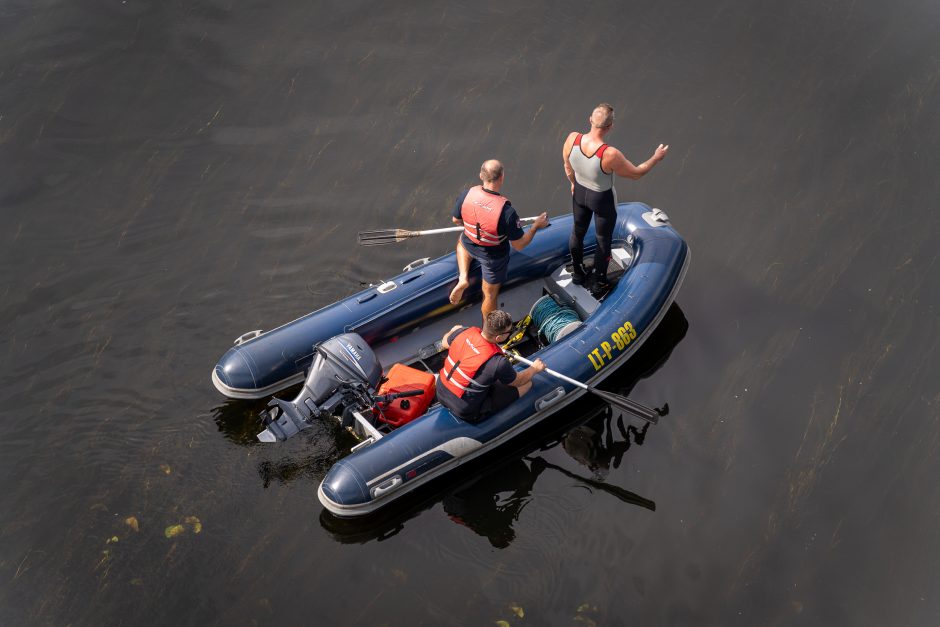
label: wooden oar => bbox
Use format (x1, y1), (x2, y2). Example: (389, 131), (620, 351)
(358, 216), (538, 246)
(508, 352), (660, 424)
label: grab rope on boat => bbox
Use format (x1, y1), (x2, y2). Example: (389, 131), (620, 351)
(530, 295), (582, 344)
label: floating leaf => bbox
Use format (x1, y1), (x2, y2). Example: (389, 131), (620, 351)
(164, 524), (185, 538)
(130, 578), (144, 586)
(125, 516), (140, 532)
(509, 603), (524, 618)
(159, 464), (172, 475)
(107, 536), (119, 544)
(184, 516), (202, 534)
(495, 621), (511, 627)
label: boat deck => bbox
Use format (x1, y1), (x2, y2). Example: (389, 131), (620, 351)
(372, 246), (633, 375)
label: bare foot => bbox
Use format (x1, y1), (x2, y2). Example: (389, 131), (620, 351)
(449, 279), (469, 304)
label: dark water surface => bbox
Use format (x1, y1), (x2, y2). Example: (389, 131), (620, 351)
(3, 0), (939, 624)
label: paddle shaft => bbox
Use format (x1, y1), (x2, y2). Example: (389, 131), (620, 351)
(404, 225), (467, 236)
(510, 353), (590, 390)
(415, 215), (537, 236)
(510, 353), (659, 424)
(357, 216), (539, 244)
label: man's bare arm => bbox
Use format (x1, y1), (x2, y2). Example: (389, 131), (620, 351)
(510, 212), (549, 251)
(509, 358), (546, 387)
(440, 324), (464, 349)
(562, 132), (578, 190)
(607, 144), (669, 180)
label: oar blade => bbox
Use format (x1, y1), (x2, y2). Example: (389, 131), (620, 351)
(357, 229), (413, 246)
(591, 389), (660, 424)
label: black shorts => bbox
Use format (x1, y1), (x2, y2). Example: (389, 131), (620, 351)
(438, 378), (520, 423)
(478, 382), (520, 419)
(462, 236), (511, 285)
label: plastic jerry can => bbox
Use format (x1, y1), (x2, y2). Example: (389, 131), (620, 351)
(375, 363), (436, 427)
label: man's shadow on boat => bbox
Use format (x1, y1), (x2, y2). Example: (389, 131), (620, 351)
(318, 302), (689, 546)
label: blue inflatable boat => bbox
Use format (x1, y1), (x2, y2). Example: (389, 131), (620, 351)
(212, 202), (689, 517)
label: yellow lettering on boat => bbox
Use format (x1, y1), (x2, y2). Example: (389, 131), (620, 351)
(585, 320), (638, 372)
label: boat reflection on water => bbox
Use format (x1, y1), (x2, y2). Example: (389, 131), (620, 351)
(319, 302), (689, 546)
(438, 435), (654, 549)
(561, 410), (650, 483)
(442, 457), (546, 549)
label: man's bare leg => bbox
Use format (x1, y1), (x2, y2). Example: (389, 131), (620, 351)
(481, 281), (501, 321)
(449, 239), (472, 304)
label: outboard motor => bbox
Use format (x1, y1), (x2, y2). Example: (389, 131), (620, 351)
(257, 333), (382, 442)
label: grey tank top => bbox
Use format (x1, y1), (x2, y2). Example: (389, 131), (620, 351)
(569, 135), (614, 193)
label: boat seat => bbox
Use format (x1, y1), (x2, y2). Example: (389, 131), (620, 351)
(543, 246), (632, 318)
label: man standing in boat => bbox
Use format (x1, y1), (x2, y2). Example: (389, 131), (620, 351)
(563, 103), (669, 297)
(448, 159), (549, 319)
(436, 310), (546, 423)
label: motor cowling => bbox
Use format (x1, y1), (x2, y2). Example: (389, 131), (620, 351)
(257, 333), (382, 442)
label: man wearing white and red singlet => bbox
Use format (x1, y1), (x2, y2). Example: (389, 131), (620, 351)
(562, 103), (668, 297)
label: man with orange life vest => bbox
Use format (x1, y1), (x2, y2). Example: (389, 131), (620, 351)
(448, 159), (549, 319)
(436, 310), (546, 423)
(563, 103), (668, 297)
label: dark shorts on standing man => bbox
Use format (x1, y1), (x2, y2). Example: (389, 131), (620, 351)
(462, 240), (511, 285)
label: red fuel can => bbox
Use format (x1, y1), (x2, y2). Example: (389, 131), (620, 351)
(375, 363), (436, 427)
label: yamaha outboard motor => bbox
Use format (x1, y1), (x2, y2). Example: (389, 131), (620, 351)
(257, 333), (382, 442)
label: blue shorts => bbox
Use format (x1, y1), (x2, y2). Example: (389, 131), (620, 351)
(464, 239), (510, 285)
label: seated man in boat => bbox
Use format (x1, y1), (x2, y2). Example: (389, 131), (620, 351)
(448, 159), (549, 319)
(436, 310), (546, 423)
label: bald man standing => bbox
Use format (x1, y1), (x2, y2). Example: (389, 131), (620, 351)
(563, 103), (668, 297)
(449, 159), (549, 320)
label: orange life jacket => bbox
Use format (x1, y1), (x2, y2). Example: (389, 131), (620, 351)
(438, 327), (503, 398)
(461, 185), (508, 246)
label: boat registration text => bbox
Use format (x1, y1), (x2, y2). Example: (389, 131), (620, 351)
(587, 321), (637, 371)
